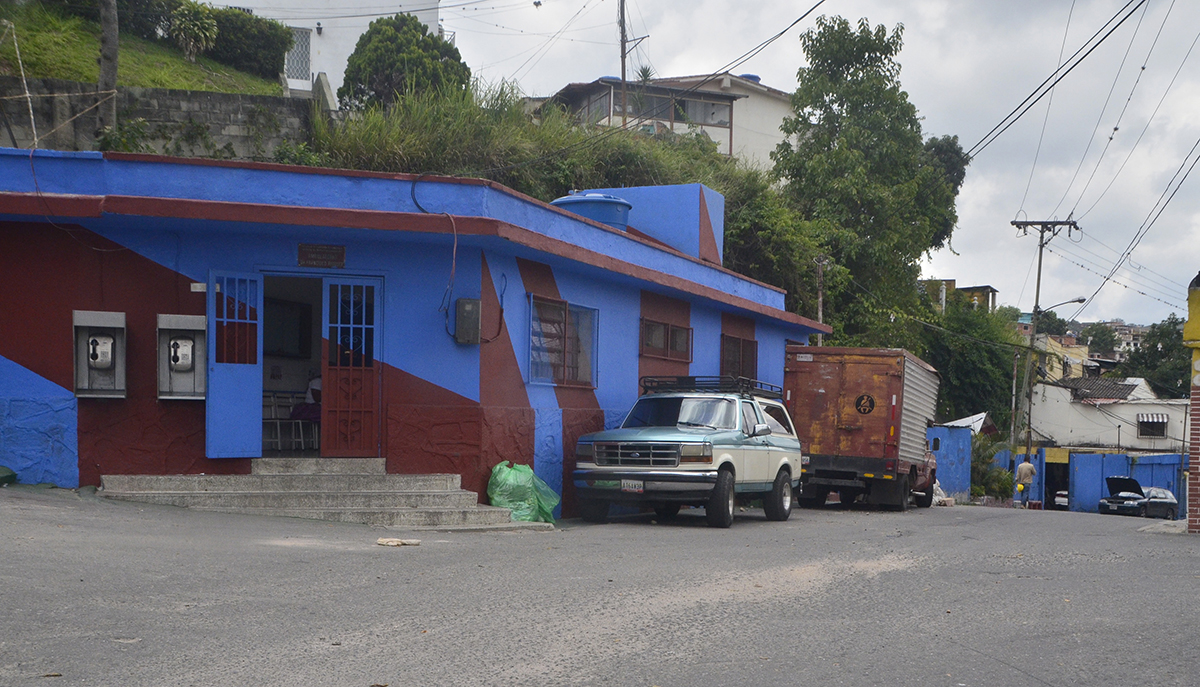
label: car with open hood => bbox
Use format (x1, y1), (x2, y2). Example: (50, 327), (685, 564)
(1098, 476), (1178, 519)
(572, 376), (802, 528)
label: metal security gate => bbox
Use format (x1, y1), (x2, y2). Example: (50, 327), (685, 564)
(322, 279), (381, 457)
(206, 272), (263, 458)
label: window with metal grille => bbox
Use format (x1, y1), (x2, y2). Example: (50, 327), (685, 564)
(328, 284), (375, 369)
(720, 334), (757, 378)
(1137, 414), (1168, 438)
(214, 276), (258, 365)
(640, 318), (691, 362)
(285, 28), (311, 80)
(530, 295), (596, 386)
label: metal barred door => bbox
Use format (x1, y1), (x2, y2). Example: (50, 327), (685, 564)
(322, 279), (381, 457)
(206, 272), (264, 458)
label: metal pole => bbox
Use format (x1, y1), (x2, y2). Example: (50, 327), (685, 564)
(814, 255), (828, 347)
(619, 0), (627, 129)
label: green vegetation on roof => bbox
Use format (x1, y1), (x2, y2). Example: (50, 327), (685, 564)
(0, 2), (281, 95)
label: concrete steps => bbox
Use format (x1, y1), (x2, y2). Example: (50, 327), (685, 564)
(100, 458), (521, 529)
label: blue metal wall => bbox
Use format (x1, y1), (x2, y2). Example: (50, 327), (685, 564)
(1069, 453), (1186, 516)
(994, 448), (1046, 504)
(927, 426), (972, 496)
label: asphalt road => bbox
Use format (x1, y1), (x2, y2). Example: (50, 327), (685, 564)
(2, 485), (1197, 687)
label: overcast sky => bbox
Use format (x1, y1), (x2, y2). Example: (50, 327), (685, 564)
(439, 0), (1200, 325)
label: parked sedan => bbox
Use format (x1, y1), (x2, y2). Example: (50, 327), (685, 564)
(1098, 476), (1178, 520)
(1053, 490), (1069, 510)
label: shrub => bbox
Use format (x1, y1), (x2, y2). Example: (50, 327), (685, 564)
(209, 8), (292, 80)
(43, 0), (180, 40)
(338, 13), (469, 109)
(169, 0), (217, 63)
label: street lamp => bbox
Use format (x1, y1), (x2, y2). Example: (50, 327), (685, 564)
(1020, 296), (1087, 473)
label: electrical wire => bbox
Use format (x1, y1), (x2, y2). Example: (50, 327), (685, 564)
(1067, 131), (1200, 320)
(1078, 21), (1200, 220)
(1049, 0), (1151, 218)
(510, 0), (604, 83)
(1045, 246), (1185, 310)
(1052, 242), (1183, 299)
(1067, 0), (1176, 217)
(1018, 0), (1075, 216)
(967, 0), (1147, 159)
(466, 0), (827, 177)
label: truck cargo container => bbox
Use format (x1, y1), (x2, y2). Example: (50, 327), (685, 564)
(783, 347), (939, 509)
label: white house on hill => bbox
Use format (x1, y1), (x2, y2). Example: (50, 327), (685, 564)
(220, 0), (443, 103)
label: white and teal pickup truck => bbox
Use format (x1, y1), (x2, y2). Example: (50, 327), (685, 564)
(572, 376), (804, 528)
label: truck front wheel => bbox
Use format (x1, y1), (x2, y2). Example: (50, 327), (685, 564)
(706, 470), (735, 528)
(579, 499), (609, 523)
(915, 473), (935, 508)
(764, 469), (793, 521)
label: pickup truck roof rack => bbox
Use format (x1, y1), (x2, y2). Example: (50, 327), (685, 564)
(641, 375), (783, 400)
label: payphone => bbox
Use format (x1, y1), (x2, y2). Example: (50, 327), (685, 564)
(157, 314), (206, 399)
(73, 311), (127, 398)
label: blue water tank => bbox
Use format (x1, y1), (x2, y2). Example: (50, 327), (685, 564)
(550, 191), (633, 230)
(738, 73), (762, 83)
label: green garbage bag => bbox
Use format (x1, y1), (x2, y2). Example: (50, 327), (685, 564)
(487, 461), (560, 524)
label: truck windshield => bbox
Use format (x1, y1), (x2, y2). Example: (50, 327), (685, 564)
(622, 397), (736, 429)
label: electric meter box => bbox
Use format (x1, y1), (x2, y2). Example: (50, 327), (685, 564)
(157, 314), (206, 400)
(455, 298), (481, 345)
(73, 310), (127, 398)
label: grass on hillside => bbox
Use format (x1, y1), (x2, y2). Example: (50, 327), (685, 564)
(0, 3), (281, 95)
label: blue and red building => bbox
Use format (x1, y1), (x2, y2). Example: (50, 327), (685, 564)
(0, 148), (826, 514)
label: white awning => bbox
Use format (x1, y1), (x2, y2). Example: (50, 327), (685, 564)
(1137, 413), (1169, 424)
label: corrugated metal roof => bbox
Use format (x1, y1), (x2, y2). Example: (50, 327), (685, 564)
(1055, 377), (1138, 400)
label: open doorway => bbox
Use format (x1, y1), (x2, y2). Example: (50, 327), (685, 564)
(262, 276), (323, 456)
(1045, 461), (1069, 510)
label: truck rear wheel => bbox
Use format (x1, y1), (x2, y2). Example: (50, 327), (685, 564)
(915, 474), (935, 508)
(706, 470), (735, 528)
(764, 469), (793, 521)
(798, 486), (828, 509)
(893, 474), (910, 511)
(580, 499), (609, 523)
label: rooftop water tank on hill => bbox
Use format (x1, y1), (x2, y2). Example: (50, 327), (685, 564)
(550, 191), (632, 231)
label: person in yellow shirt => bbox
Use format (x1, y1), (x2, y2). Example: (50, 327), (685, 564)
(1015, 456), (1036, 508)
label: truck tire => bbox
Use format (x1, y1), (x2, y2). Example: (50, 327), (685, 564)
(706, 470), (735, 528)
(798, 486), (828, 509)
(654, 503), (681, 520)
(837, 489), (862, 508)
(915, 474), (935, 508)
(580, 499), (609, 523)
(893, 474), (910, 511)
(764, 469), (793, 521)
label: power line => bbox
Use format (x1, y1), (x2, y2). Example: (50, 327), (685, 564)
(1078, 21), (1200, 220)
(1045, 246), (1185, 310)
(1066, 0), (1176, 217)
(465, 0), (827, 177)
(1049, 0), (1150, 217)
(1068, 130), (1200, 320)
(1018, 0), (1076, 216)
(967, 0), (1147, 158)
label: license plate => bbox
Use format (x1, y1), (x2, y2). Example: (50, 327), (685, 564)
(1107, 504), (1117, 510)
(621, 479), (643, 494)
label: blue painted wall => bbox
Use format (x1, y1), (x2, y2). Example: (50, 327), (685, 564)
(1069, 453), (1186, 517)
(928, 426), (972, 496)
(994, 448), (1046, 504)
(0, 355), (79, 487)
(587, 183), (726, 264)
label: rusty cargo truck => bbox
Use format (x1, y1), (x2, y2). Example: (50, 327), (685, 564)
(783, 347), (939, 510)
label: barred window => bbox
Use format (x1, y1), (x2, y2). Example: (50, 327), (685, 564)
(285, 28), (311, 80)
(530, 295), (597, 386)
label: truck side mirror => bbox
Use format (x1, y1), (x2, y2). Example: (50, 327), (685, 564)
(752, 423), (772, 437)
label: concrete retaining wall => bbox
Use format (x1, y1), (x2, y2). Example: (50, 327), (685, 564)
(0, 76), (312, 160)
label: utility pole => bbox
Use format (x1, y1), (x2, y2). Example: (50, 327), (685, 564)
(1011, 219), (1080, 472)
(616, 0), (646, 129)
(814, 255), (829, 346)
(618, 0), (627, 128)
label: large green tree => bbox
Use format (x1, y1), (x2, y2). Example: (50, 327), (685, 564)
(1114, 314), (1189, 397)
(1080, 322), (1118, 357)
(922, 293), (1021, 427)
(339, 13), (470, 109)
(772, 16), (968, 346)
